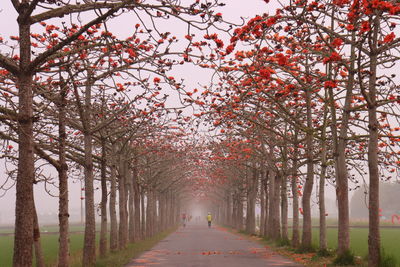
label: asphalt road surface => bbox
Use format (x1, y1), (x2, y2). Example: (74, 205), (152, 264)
(126, 222), (302, 267)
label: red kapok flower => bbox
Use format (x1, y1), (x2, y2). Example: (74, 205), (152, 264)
(384, 32), (396, 43)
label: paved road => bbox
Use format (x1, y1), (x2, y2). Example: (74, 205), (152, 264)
(126, 222), (302, 267)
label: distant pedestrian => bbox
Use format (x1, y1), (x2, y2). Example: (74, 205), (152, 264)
(181, 213), (187, 227)
(206, 212), (212, 228)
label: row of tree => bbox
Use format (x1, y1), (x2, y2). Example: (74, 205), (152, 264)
(2, 1), (400, 267)
(0, 0), (229, 266)
(195, 1), (400, 267)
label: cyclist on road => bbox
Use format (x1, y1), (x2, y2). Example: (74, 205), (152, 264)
(206, 212), (212, 228)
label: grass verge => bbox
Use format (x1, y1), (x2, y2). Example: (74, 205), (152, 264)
(333, 250), (356, 266)
(0, 233), (88, 267)
(218, 225), (366, 267)
(1, 227), (175, 267)
(91, 228), (176, 267)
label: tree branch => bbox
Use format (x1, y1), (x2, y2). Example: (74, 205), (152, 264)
(26, 0), (41, 17)
(0, 54), (20, 75)
(29, 4), (123, 70)
(30, 2), (131, 25)
(10, 0), (20, 11)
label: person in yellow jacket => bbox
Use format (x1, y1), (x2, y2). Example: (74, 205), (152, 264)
(207, 212), (212, 228)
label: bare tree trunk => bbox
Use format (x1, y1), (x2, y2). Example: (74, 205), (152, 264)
(232, 193), (238, 229)
(128, 171), (135, 243)
(237, 193), (241, 229)
(330, 33), (356, 256)
(319, 103), (329, 252)
(149, 190), (154, 236)
(172, 194), (176, 226)
(156, 193), (160, 233)
(319, 164), (327, 251)
(175, 196), (180, 226)
(82, 128), (96, 265)
(82, 137), (96, 266)
(99, 138), (108, 257)
(267, 170), (275, 239)
(13, 15), (35, 267)
(109, 145), (118, 252)
(246, 168), (257, 235)
(118, 159), (128, 249)
(163, 193), (168, 229)
(366, 17), (380, 266)
(146, 189), (152, 237)
(33, 204), (45, 267)
(80, 75), (96, 266)
(159, 193), (165, 231)
(173, 193), (178, 226)
(58, 81), (69, 266)
(324, 9), (350, 255)
(220, 196), (226, 225)
(166, 191), (172, 228)
(236, 196), (239, 229)
(133, 170), (141, 240)
(153, 190), (158, 234)
(226, 191), (232, 227)
(301, 79), (314, 250)
(216, 205), (221, 225)
(291, 155), (300, 248)
(167, 191), (173, 227)
(272, 174), (281, 241)
(280, 144), (289, 242)
(263, 172), (269, 237)
(149, 189), (156, 236)
(141, 188), (146, 238)
(367, 102), (380, 267)
(281, 175), (288, 242)
(260, 178), (265, 236)
(224, 196), (228, 225)
(334, 94), (352, 255)
(150, 189), (157, 236)
(164, 193), (168, 229)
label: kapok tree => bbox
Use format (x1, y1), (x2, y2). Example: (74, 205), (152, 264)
(206, 16), (335, 250)
(0, 1), (229, 265)
(274, 1), (400, 264)
(14, 20), (182, 264)
(222, 1), (400, 264)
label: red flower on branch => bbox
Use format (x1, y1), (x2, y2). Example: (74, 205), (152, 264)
(324, 80), (337, 88)
(384, 32), (396, 43)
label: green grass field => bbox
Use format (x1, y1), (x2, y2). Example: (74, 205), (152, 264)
(289, 228), (400, 266)
(0, 228), (175, 267)
(0, 233), (87, 267)
(324, 228), (398, 256)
